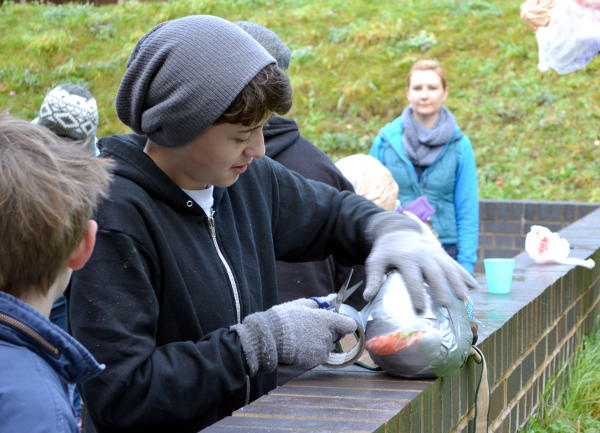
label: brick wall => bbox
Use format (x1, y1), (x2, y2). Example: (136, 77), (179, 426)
(453, 208), (600, 432)
(203, 206), (600, 433)
(476, 199), (599, 273)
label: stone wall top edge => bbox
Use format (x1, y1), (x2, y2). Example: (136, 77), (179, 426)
(557, 207), (600, 249)
(480, 198), (600, 207)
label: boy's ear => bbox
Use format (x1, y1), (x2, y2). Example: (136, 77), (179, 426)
(68, 220), (98, 271)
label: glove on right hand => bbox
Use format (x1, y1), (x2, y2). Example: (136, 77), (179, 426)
(364, 211), (478, 312)
(231, 297), (357, 376)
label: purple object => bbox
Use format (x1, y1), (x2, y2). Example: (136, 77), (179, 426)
(396, 196), (435, 222)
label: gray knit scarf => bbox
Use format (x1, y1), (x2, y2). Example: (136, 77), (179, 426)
(402, 106), (456, 167)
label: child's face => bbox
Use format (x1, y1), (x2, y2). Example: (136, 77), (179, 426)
(150, 122), (266, 190)
(406, 70), (448, 118)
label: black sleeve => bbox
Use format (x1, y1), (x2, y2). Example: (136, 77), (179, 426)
(267, 158), (382, 266)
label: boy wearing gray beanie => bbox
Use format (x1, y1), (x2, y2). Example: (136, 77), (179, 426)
(69, 14), (478, 433)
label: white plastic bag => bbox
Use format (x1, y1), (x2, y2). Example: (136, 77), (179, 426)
(363, 272), (473, 378)
(521, 0), (555, 31)
(525, 225), (595, 268)
(536, 0), (600, 74)
(335, 271), (473, 378)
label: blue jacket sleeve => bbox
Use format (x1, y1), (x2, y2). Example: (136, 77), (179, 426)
(369, 131), (385, 162)
(454, 136), (479, 273)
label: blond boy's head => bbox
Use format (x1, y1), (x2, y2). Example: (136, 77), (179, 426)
(0, 114), (112, 299)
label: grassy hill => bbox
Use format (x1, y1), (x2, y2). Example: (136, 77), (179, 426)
(1, 0), (599, 201)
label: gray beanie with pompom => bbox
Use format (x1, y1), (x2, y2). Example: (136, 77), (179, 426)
(116, 15), (276, 148)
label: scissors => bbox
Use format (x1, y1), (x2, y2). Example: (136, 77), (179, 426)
(310, 269), (364, 350)
(310, 269), (363, 311)
(310, 269), (363, 342)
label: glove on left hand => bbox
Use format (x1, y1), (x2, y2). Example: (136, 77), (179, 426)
(363, 211), (479, 311)
(231, 296), (356, 376)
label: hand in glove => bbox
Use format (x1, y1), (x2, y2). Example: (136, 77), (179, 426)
(363, 211), (479, 311)
(231, 296), (357, 376)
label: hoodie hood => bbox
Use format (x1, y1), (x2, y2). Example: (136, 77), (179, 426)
(98, 134), (225, 214)
(263, 115), (301, 160)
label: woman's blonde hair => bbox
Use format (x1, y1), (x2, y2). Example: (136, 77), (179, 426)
(0, 114), (112, 298)
(407, 60), (447, 89)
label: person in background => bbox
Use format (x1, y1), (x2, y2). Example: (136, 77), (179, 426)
(0, 114), (111, 433)
(234, 21), (362, 385)
(33, 83), (100, 421)
(33, 83), (99, 329)
(68, 16), (477, 433)
(335, 154), (399, 212)
(33, 83), (99, 157)
(369, 60), (479, 274)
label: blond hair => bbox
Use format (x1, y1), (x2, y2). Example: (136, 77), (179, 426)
(335, 154), (399, 211)
(0, 114), (112, 298)
(407, 60), (447, 90)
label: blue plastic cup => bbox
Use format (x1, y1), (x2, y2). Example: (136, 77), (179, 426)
(484, 258), (515, 294)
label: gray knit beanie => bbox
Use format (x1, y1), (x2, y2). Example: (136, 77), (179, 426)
(234, 21), (291, 70)
(116, 15), (276, 148)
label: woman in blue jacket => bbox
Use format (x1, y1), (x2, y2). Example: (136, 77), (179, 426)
(370, 60), (479, 274)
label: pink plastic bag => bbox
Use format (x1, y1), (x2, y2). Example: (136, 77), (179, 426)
(536, 0), (600, 73)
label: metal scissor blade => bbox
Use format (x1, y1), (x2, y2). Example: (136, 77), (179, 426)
(335, 269), (361, 311)
(340, 281), (363, 304)
(334, 269), (353, 311)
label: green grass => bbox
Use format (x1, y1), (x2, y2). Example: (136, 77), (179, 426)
(1, 0), (599, 201)
(521, 324), (600, 433)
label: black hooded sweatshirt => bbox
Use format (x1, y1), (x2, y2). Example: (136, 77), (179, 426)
(69, 134), (380, 433)
(263, 116), (367, 385)
(264, 116), (354, 193)
(263, 116), (356, 302)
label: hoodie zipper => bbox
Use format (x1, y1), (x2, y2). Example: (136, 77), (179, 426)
(207, 211), (241, 324)
(0, 312), (60, 357)
(207, 211), (250, 404)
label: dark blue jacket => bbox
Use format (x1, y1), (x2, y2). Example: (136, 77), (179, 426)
(0, 291), (103, 433)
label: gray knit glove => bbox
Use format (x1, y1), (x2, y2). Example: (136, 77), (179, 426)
(363, 211), (479, 311)
(231, 297), (357, 376)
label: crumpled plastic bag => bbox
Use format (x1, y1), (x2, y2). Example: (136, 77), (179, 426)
(520, 0), (555, 31)
(346, 271), (473, 378)
(328, 216), (473, 376)
(525, 225), (595, 268)
(535, 0), (600, 74)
